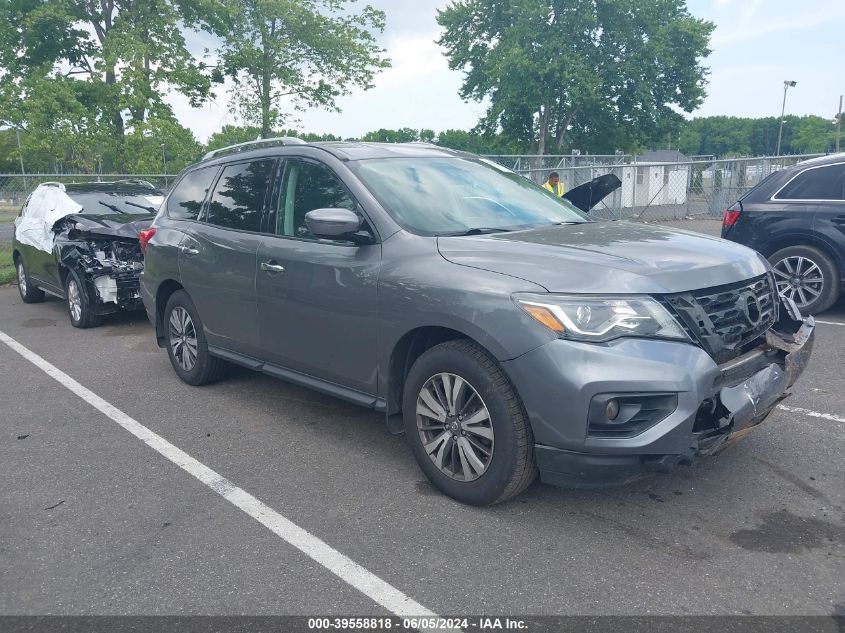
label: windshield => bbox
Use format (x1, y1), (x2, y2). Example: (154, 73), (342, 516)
(350, 157), (589, 235)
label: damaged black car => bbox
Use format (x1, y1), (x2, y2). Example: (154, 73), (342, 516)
(12, 180), (164, 328)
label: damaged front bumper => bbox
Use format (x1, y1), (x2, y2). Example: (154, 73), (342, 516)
(503, 307), (815, 489)
(57, 238), (145, 314)
(696, 313), (814, 455)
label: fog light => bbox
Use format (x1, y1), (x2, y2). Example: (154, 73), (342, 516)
(606, 399), (620, 421)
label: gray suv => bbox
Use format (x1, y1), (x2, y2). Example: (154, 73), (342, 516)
(141, 139), (815, 505)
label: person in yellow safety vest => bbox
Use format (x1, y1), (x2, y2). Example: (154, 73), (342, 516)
(543, 172), (565, 197)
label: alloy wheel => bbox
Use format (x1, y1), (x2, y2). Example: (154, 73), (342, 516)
(169, 306), (198, 371)
(416, 372), (494, 482)
(67, 279), (82, 323)
(773, 255), (824, 310)
(16, 262), (27, 295)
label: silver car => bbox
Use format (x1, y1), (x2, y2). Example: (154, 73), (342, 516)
(140, 139), (814, 505)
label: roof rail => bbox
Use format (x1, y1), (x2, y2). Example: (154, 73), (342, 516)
(203, 136), (307, 161)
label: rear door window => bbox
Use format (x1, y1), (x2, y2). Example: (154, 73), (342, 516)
(167, 166), (218, 220)
(206, 160), (276, 232)
(777, 164), (845, 201)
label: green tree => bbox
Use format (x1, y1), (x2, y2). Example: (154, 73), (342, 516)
(791, 116), (835, 154)
(205, 125), (266, 153)
(216, 0), (390, 138)
(123, 115), (203, 173)
(361, 128), (419, 143)
(0, 0), (216, 169)
(437, 0), (714, 156)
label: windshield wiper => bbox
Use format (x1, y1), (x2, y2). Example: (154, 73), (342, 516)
(440, 227), (514, 236)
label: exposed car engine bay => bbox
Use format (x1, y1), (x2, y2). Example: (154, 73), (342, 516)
(57, 236), (145, 311)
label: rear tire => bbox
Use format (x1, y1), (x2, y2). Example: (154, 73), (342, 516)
(65, 269), (101, 328)
(402, 339), (537, 505)
(769, 245), (839, 314)
(164, 290), (228, 386)
(15, 258), (45, 304)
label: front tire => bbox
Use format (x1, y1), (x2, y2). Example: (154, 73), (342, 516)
(15, 258), (45, 304)
(402, 339), (537, 505)
(163, 290), (227, 386)
(769, 245), (840, 314)
(65, 269), (101, 328)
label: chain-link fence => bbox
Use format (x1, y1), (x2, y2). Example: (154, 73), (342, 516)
(0, 154), (826, 282)
(488, 154), (824, 222)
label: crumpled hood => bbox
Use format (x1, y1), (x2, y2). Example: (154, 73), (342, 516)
(437, 221), (770, 294)
(58, 213), (155, 240)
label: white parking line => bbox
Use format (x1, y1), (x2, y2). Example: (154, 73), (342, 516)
(816, 319), (845, 327)
(0, 329), (436, 619)
(777, 404), (845, 424)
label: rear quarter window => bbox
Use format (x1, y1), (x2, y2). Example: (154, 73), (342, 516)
(167, 166), (218, 220)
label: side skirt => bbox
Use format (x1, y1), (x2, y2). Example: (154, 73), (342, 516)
(207, 345), (386, 412)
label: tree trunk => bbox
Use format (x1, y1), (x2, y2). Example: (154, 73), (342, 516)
(537, 105), (549, 156)
(260, 30), (272, 139)
(105, 65), (125, 169)
(556, 110), (576, 153)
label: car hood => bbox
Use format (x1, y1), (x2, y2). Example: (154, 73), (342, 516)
(56, 213), (155, 240)
(563, 173), (622, 212)
(437, 221), (770, 294)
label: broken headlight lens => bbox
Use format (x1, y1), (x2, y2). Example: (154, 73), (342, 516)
(514, 294), (689, 343)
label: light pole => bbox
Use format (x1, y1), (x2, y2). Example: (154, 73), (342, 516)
(776, 80), (797, 157)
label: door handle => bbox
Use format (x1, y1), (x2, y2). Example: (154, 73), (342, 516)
(260, 261), (285, 274)
(179, 245), (199, 255)
(831, 216), (845, 225)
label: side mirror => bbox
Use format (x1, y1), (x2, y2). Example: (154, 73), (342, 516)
(305, 208), (370, 243)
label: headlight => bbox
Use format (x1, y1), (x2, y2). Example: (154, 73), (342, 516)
(514, 294), (688, 342)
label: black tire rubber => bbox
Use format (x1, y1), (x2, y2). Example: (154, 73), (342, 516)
(15, 257), (45, 304)
(163, 290), (228, 386)
(769, 245), (840, 315)
(402, 339), (537, 505)
(65, 269), (102, 329)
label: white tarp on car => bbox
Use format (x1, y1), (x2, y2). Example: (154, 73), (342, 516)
(14, 184), (83, 253)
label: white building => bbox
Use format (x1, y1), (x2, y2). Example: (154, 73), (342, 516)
(618, 150), (690, 208)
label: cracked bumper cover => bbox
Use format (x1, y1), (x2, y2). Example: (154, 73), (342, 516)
(502, 314), (815, 489)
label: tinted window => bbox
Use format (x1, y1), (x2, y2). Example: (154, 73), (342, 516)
(778, 164), (845, 201)
(167, 166), (218, 220)
(278, 160), (356, 239)
(206, 160), (275, 232)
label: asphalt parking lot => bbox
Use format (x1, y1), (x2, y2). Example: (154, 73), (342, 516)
(1, 281), (844, 618)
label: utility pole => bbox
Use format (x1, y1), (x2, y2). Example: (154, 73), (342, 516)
(14, 127), (25, 176)
(161, 143), (167, 174)
(776, 80), (797, 157)
(837, 95), (843, 154)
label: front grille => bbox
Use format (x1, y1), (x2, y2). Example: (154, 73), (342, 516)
(664, 273), (778, 363)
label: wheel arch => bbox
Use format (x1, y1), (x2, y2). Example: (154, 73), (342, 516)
(386, 325), (494, 417)
(154, 279), (185, 346)
(763, 234), (843, 276)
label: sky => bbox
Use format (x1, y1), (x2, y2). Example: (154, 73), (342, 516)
(167, 0), (845, 143)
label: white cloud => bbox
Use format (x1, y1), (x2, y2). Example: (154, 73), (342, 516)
(712, 0), (845, 45)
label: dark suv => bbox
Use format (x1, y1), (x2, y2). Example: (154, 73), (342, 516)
(721, 153), (845, 314)
(141, 139), (814, 505)
(13, 180), (164, 327)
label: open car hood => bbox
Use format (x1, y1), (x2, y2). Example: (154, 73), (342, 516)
(563, 173), (622, 212)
